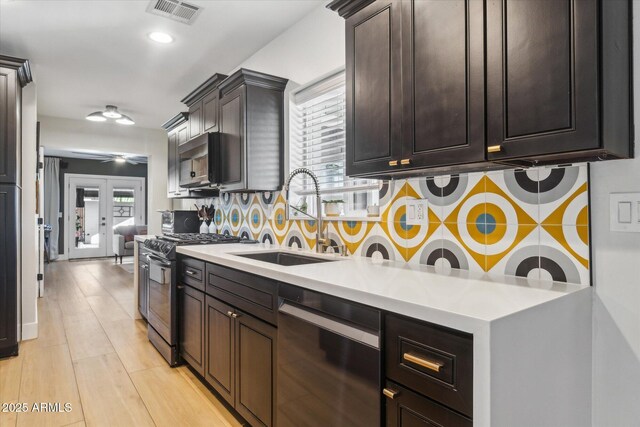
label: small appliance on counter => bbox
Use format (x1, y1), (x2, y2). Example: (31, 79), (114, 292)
(161, 210), (200, 234)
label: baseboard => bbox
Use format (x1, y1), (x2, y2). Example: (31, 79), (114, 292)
(21, 321), (38, 340)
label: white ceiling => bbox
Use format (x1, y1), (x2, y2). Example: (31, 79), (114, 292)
(0, 0), (324, 129)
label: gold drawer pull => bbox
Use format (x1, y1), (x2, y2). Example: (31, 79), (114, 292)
(403, 352), (443, 373)
(389, 160), (399, 167)
(487, 145), (502, 153)
(400, 158), (411, 165)
(383, 388), (399, 399)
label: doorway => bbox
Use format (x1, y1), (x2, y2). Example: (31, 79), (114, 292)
(65, 174), (145, 259)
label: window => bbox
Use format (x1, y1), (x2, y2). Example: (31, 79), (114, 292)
(289, 70), (379, 217)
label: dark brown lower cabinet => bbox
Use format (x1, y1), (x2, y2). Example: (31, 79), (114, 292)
(235, 311), (276, 427)
(385, 381), (472, 427)
(205, 296), (235, 404)
(204, 295), (276, 427)
(180, 285), (205, 376)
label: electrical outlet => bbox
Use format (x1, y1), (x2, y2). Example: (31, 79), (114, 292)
(406, 199), (429, 226)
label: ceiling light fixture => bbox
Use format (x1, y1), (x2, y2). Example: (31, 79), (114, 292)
(86, 105), (135, 125)
(148, 31), (174, 44)
(114, 156), (127, 163)
(102, 105), (122, 119)
(116, 115), (135, 126)
(86, 112), (107, 122)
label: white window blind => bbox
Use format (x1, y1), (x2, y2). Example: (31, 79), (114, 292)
(289, 71), (380, 198)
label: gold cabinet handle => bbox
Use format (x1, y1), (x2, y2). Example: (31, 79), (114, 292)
(487, 145), (502, 153)
(227, 311), (234, 317)
(403, 352), (443, 373)
(383, 388), (399, 399)
(231, 312), (241, 318)
(388, 160), (399, 167)
(400, 159), (411, 165)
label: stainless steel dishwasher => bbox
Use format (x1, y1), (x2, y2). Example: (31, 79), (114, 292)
(277, 283), (381, 427)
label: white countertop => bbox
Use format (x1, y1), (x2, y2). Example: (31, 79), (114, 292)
(134, 234), (155, 242)
(176, 243), (589, 332)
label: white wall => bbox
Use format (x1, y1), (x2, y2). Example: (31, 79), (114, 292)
(231, 4), (345, 85)
(590, 2), (640, 425)
(21, 82), (38, 340)
(38, 115), (171, 235)
(174, 4), (345, 210)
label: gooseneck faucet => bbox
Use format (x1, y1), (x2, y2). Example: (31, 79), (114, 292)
(284, 168), (329, 253)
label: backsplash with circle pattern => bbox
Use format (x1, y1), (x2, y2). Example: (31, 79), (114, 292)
(199, 164), (589, 285)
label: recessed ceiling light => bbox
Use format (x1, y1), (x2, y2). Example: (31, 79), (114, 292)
(148, 32), (174, 44)
(115, 156), (127, 163)
(86, 112), (107, 122)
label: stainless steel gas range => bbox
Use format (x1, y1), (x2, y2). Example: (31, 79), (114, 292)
(142, 233), (256, 365)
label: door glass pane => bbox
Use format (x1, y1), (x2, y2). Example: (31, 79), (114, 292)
(74, 186), (101, 249)
(112, 187), (136, 228)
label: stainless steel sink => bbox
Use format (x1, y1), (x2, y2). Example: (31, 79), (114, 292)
(234, 251), (337, 266)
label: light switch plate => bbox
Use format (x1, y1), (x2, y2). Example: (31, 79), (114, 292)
(610, 192), (640, 232)
(406, 199), (429, 226)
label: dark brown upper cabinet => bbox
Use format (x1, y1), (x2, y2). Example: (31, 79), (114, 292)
(486, 0), (631, 163)
(218, 69), (287, 192)
(202, 90), (220, 132)
(329, 0), (632, 176)
(162, 113), (190, 198)
(340, 0), (485, 178)
(188, 102), (202, 139)
(344, 0), (403, 177)
(0, 56), (32, 186)
(401, 0), (485, 170)
(181, 73), (228, 140)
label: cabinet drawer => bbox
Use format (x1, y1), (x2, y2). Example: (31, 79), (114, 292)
(206, 263), (278, 326)
(180, 257), (205, 291)
(385, 380), (471, 427)
(385, 314), (473, 417)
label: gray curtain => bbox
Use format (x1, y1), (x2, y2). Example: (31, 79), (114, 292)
(44, 157), (60, 260)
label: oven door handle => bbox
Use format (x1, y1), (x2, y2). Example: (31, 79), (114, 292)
(146, 254), (173, 268)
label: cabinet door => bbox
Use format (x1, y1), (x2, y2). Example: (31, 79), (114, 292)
(219, 86), (246, 191)
(138, 261), (148, 319)
(0, 185), (18, 357)
(401, 0), (484, 168)
(235, 311), (276, 427)
(167, 131), (178, 197)
(345, 0), (402, 177)
(0, 67), (18, 184)
(180, 285), (205, 375)
(189, 101), (203, 139)
(486, 0), (598, 160)
(385, 381), (472, 427)
(203, 91), (220, 132)
(205, 296), (235, 405)
(176, 124), (189, 197)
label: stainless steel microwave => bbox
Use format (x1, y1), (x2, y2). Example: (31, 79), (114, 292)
(178, 132), (220, 188)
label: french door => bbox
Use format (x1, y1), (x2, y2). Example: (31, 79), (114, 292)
(66, 174), (145, 259)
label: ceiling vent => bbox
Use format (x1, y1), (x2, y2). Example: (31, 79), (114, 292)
(146, 0), (202, 25)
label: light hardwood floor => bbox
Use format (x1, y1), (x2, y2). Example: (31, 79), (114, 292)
(0, 259), (243, 427)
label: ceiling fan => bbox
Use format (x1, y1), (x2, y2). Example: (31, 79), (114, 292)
(71, 152), (147, 165)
